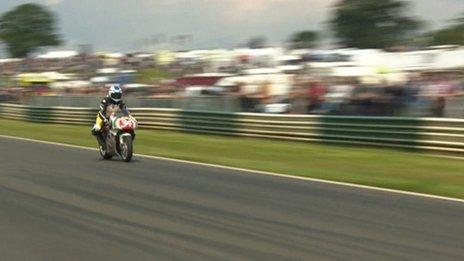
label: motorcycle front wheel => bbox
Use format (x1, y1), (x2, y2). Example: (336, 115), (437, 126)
(120, 135), (133, 162)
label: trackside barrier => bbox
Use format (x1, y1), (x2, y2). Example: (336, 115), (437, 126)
(1, 103), (463, 154)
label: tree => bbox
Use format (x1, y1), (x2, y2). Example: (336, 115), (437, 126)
(0, 3), (61, 57)
(426, 13), (464, 45)
(429, 27), (464, 46)
(247, 36), (267, 49)
(289, 31), (319, 49)
(330, 0), (422, 49)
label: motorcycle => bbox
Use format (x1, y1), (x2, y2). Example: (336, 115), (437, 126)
(98, 114), (137, 162)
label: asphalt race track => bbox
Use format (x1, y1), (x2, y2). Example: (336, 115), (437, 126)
(1, 137), (463, 260)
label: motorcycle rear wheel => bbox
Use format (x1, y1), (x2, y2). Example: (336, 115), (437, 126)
(99, 144), (112, 160)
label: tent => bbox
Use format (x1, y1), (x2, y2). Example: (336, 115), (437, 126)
(433, 48), (464, 70)
(37, 51), (78, 59)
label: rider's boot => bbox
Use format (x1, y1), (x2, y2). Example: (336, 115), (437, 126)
(96, 133), (105, 148)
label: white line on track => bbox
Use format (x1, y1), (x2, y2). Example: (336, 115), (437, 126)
(1, 134), (464, 204)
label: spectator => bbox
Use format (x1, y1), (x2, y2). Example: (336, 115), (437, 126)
(306, 79), (327, 113)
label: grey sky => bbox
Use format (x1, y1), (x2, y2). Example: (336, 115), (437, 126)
(0, 0), (463, 52)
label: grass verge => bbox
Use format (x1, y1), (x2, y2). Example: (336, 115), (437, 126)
(1, 118), (464, 199)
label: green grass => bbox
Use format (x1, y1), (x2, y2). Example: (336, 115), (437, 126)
(2, 118), (464, 199)
(136, 68), (174, 84)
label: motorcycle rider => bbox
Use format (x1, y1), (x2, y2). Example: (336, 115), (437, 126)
(91, 84), (132, 146)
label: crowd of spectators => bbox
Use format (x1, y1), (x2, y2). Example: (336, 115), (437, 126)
(287, 73), (464, 117)
(1, 71), (463, 117)
(1, 49), (463, 118)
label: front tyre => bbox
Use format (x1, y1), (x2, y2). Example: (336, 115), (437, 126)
(120, 135), (133, 162)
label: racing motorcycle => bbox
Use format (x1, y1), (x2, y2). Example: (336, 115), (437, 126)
(98, 114), (137, 162)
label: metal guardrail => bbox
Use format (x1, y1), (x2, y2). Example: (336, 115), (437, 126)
(1, 103), (463, 154)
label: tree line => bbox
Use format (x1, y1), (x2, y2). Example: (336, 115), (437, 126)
(1, 1), (463, 58)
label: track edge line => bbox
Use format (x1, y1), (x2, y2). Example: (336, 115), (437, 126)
(1, 134), (463, 204)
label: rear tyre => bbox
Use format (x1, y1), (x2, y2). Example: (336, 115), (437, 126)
(99, 143), (112, 160)
(121, 136), (133, 162)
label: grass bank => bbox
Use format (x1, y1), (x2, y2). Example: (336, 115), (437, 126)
(1, 118), (464, 199)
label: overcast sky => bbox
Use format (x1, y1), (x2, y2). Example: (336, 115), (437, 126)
(0, 0), (463, 52)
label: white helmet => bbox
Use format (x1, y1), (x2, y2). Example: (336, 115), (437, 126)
(108, 84), (122, 102)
